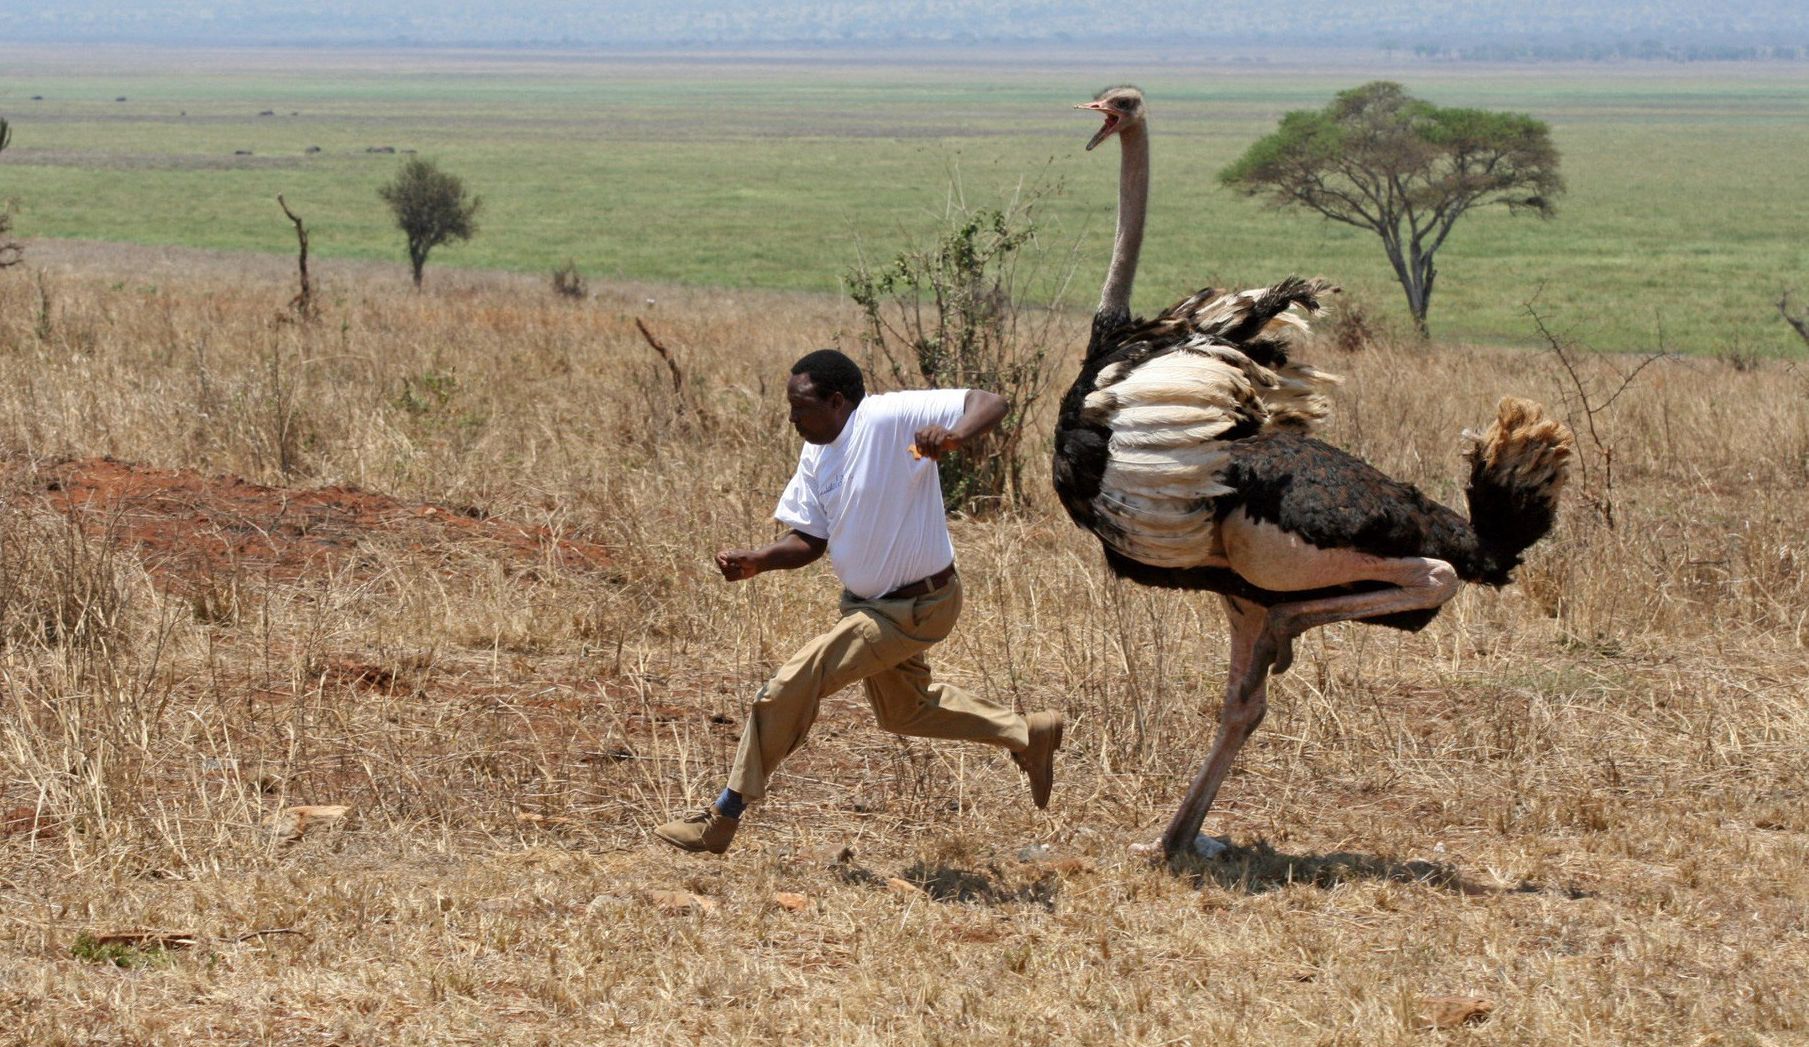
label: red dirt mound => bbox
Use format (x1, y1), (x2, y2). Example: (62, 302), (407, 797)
(35, 457), (612, 591)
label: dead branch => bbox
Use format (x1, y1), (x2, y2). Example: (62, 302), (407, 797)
(1781, 292), (1809, 347)
(276, 194), (314, 322)
(232, 927), (310, 943)
(1526, 300), (1669, 530)
(634, 317), (687, 402)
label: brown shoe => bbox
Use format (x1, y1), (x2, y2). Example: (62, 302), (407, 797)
(1011, 711), (1064, 809)
(653, 805), (739, 854)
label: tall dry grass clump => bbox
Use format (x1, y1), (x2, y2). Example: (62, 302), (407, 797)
(0, 250), (1805, 1045)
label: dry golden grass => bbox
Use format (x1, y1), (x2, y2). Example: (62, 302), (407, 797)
(1, 243), (1807, 1045)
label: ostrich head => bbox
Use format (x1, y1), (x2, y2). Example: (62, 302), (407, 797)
(1077, 85), (1147, 151)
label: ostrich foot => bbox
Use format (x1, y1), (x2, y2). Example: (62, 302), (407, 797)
(1130, 835), (1231, 861)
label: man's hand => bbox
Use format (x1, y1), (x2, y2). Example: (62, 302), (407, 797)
(716, 549), (761, 582)
(911, 424), (961, 461)
(715, 530), (826, 581)
(911, 391), (1008, 460)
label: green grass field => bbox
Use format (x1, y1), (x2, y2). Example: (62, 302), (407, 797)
(3, 45), (1807, 354)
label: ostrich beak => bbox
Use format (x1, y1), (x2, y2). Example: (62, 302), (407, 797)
(1076, 101), (1120, 151)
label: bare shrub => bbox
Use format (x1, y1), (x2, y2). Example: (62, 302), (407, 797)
(1527, 300), (1666, 530)
(845, 178), (1074, 513)
(551, 260), (587, 300)
(1324, 294), (1384, 354)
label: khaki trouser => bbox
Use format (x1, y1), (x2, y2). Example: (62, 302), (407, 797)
(727, 575), (1029, 802)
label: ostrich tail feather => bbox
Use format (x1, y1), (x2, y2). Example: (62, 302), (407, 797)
(1462, 397), (1576, 585)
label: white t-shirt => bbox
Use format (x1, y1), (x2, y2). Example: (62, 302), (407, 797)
(773, 388), (969, 600)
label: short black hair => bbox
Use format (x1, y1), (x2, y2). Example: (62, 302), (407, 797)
(790, 349), (865, 406)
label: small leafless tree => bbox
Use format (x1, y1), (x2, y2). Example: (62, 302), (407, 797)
(276, 194), (315, 322)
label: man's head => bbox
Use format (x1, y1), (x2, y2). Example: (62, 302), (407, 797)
(787, 349), (864, 444)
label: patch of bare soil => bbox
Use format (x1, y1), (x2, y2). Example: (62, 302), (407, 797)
(32, 456), (612, 592)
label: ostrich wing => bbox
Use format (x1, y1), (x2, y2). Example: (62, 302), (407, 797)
(1076, 280), (1341, 568)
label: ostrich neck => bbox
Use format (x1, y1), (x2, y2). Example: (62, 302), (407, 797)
(1097, 121), (1149, 325)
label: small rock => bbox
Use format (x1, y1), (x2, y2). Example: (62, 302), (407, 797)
(1419, 996), (1494, 1029)
(1191, 835), (1231, 859)
(772, 892), (810, 912)
(1016, 843), (1053, 862)
(645, 889), (717, 915)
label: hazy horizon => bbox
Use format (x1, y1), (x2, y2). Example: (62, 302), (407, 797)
(3, 0), (1806, 53)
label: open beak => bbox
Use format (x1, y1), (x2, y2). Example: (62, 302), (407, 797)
(1076, 100), (1121, 151)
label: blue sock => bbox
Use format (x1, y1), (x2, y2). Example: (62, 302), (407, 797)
(715, 788), (746, 819)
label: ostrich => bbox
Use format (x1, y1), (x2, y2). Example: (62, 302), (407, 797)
(1052, 86), (1576, 860)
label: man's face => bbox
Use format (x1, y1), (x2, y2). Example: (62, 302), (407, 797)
(786, 373), (848, 445)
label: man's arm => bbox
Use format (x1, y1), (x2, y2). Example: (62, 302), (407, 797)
(912, 389), (1009, 460)
(716, 529), (828, 581)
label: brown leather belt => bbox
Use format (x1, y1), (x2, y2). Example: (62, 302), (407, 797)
(879, 563), (957, 601)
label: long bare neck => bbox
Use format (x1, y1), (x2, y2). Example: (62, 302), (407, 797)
(1096, 120), (1149, 327)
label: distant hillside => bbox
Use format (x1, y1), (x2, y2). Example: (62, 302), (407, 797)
(6, 0), (1809, 52)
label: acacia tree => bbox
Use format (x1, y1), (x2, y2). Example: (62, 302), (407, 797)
(1220, 81), (1562, 335)
(377, 157), (480, 289)
(0, 119), (21, 269)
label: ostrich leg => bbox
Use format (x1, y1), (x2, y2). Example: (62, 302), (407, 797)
(1264, 555), (1459, 674)
(1158, 595), (1278, 858)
